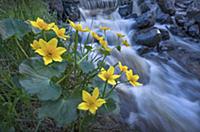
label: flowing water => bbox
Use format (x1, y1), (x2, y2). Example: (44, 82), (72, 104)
(78, 1), (200, 132)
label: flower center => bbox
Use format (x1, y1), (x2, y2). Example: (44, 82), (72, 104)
(104, 72), (111, 80)
(38, 21), (48, 28)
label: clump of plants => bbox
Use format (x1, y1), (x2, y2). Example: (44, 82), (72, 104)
(0, 17), (142, 131)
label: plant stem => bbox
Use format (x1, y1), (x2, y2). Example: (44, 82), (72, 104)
(74, 30), (79, 67)
(34, 120), (42, 132)
(14, 37), (29, 59)
(105, 83), (119, 98)
(102, 81), (108, 98)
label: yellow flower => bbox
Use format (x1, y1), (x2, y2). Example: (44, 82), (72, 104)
(68, 20), (90, 32)
(122, 40), (130, 47)
(35, 38), (67, 65)
(118, 62), (128, 72)
(29, 17), (55, 30)
(126, 70), (143, 87)
(52, 25), (70, 40)
(99, 38), (111, 52)
(116, 33), (125, 38)
(91, 31), (102, 40)
(100, 26), (111, 31)
(98, 66), (120, 85)
(30, 39), (46, 50)
(78, 87), (106, 114)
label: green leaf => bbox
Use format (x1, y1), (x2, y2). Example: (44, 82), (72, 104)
(0, 18), (31, 40)
(19, 57), (67, 101)
(79, 61), (95, 74)
(38, 98), (79, 126)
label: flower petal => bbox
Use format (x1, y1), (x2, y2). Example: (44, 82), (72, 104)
(108, 66), (114, 74)
(56, 47), (66, 55)
(52, 55), (63, 62)
(82, 90), (92, 102)
(77, 102), (89, 110)
(96, 98), (106, 107)
(35, 49), (45, 56)
(48, 38), (58, 48)
(108, 79), (116, 85)
(133, 75), (139, 81)
(43, 56), (53, 65)
(92, 87), (99, 99)
(111, 75), (120, 80)
(89, 106), (97, 114)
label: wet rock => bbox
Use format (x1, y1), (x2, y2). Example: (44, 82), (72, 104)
(124, 13), (138, 19)
(119, 0), (133, 17)
(156, 0), (176, 15)
(63, 0), (80, 21)
(135, 12), (155, 29)
(155, 7), (173, 24)
(187, 24), (200, 37)
(187, 0), (200, 23)
(175, 14), (187, 27)
(133, 27), (162, 47)
(139, 2), (151, 14)
(49, 0), (64, 21)
(159, 29), (170, 40)
(48, 0), (80, 22)
(169, 25), (186, 37)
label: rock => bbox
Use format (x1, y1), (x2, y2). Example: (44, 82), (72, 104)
(187, 24), (200, 37)
(155, 7), (173, 24)
(169, 25), (186, 37)
(124, 13), (138, 19)
(159, 29), (170, 40)
(186, 0), (200, 23)
(49, 0), (64, 21)
(139, 2), (151, 14)
(119, 0), (133, 17)
(175, 14), (187, 27)
(133, 27), (162, 47)
(63, 1), (80, 21)
(156, 0), (176, 15)
(135, 12), (155, 29)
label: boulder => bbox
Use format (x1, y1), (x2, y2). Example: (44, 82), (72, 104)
(133, 27), (162, 47)
(119, 0), (133, 17)
(187, 24), (200, 37)
(159, 29), (170, 40)
(156, 0), (176, 15)
(186, 0), (200, 23)
(155, 7), (173, 24)
(135, 12), (155, 29)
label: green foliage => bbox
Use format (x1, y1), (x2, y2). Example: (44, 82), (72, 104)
(0, 18), (31, 40)
(38, 98), (79, 126)
(19, 57), (67, 101)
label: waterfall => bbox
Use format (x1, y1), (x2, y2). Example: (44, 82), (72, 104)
(78, 1), (200, 131)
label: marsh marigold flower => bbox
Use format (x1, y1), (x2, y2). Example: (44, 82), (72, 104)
(30, 39), (46, 50)
(99, 38), (111, 52)
(118, 62), (128, 72)
(52, 25), (70, 40)
(91, 31), (102, 41)
(98, 66), (120, 85)
(126, 70), (142, 87)
(78, 87), (106, 114)
(29, 17), (55, 30)
(116, 33), (125, 38)
(68, 20), (90, 32)
(35, 38), (66, 65)
(100, 26), (111, 31)
(122, 40), (130, 47)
